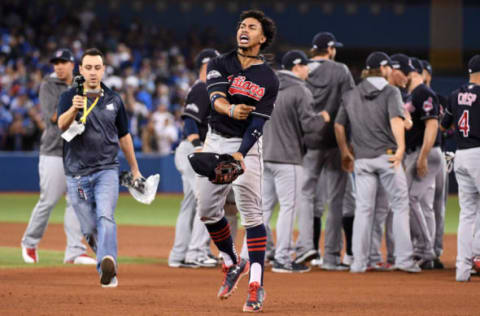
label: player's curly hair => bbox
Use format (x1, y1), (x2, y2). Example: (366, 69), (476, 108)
(238, 10), (276, 51)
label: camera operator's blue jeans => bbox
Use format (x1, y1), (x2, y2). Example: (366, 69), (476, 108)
(66, 168), (119, 274)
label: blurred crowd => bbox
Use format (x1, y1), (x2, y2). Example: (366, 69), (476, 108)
(0, 1), (228, 154)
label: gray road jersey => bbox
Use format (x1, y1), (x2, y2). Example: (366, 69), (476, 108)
(263, 71), (326, 165)
(336, 77), (405, 159)
(39, 74), (71, 157)
(306, 59), (354, 149)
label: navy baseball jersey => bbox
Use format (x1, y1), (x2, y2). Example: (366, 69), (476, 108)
(206, 50), (279, 137)
(405, 83), (440, 151)
(442, 83), (480, 149)
(182, 80), (210, 142)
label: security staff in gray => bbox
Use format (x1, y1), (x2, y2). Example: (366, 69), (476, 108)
(21, 49), (95, 265)
(295, 32), (355, 270)
(335, 52), (420, 273)
(262, 50), (330, 273)
(404, 57), (442, 268)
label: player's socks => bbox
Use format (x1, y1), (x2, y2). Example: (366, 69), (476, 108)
(246, 224), (267, 285)
(342, 216), (354, 256)
(205, 217), (238, 266)
(313, 216), (321, 251)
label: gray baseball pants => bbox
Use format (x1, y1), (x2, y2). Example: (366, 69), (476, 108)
(351, 155), (416, 271)
(21, 155), (87, 262)
(169, 140), (213, 264)
(405, 147), (443, 261)
(369, 185), (390, 265)
(262, 162), (302, 265)
(454, 147), (480, 281)
(296, 148), (348, 265)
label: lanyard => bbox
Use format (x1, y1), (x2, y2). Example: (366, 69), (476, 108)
(80, 95), (100, 124)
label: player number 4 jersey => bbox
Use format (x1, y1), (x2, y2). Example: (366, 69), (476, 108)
(442, 83), (480, 149)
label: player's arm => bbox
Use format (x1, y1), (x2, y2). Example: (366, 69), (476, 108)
(417, 118), (438, 177)
(298, 87), (329, 134)
(205, 58), (254, 119)
(439, 93), (455, 131)
(388, 88), (407, 167)
(116, 97), (142, 180)
(57, 92), (84, 131)
(334, 105), (354, 172)
(39, 80), (57, 124)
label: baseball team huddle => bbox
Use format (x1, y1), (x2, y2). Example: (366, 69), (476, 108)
(18, 8), (480, 314)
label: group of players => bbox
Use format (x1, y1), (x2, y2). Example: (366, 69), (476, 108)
(19, 8), (480, 314)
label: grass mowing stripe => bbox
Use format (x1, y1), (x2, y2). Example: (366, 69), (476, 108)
(0, 247), (163, 269)
(0, 193), (461, 232)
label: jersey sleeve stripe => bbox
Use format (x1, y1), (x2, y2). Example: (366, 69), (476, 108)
(251, 112), (271, 119)
(207, 82), (229, 89)
(181, 112), (202, 123)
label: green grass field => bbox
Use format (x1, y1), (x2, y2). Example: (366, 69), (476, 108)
(0, 193), (462, 268)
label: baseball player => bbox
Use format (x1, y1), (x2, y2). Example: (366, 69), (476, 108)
(21, 49), (96, 265)
(441, 55), (480, 282)
(422, 59), (448, 269)
(405, 57), (442, 268)
(168, 48), (223, 269)
(295, 32), (355, 270)
(335, 51), (420, 273)
(57, 48), (143, 287)
(262, 50), (329, 273)
(196, 10), (278, 312)
(367, 54), (416, 270)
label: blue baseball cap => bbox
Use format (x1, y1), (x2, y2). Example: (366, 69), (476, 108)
(282, 50), (309, 70)
(468, 55), (480, 74)
(365, 52), (393, 70)
(194, 48), (220, 69)
(422, 60), (432, 75)
(312, 32), (343, 50)
(50, 48), (74, 63)
(391, 53), (416, 76)
(410, 57), (424, 74)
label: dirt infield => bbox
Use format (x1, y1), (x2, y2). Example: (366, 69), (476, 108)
(1, 223), (480, 315)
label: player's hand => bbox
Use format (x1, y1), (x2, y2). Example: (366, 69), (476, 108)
(320, 111), (330, 123)
(72, 95), (85, 111)
(416, 156), (428, 177)
(231, 104), (255, 120)
(341, 151), (354, 172)
(231, 152), (246, 171)
(388, 151), (404, 168)
(131, 169), (143, 181)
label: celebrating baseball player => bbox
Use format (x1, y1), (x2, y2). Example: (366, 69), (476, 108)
(168, 48), (222, 269)
(191, 9), (279, 312)
(57, 48), (143, 288)
(262, 50), (330, 274)
(405, 57), (442, 268)
(21, 49), (96, 266)
(295, 31), (355, 270)
(441, 55), (480, 281)
(335, 52), (420, 273)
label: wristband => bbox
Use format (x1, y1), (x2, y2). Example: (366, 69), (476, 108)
(191, 138), (203, 148)
(229, 104), (237, 118)
(210, 94), (227, 109)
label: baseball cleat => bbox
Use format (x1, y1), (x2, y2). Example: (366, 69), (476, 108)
(343, 254), (354, 266)
(217, 258), (250, 300)
(66, 254), (97, 265)
(473, 256), (480, 273)
(367, 262), (395, 272)
(433, 258), (445, 269)
(321, 262), (349, 271)
(188, 257), (217, 268)
(395, 262), (421, 273)
(272, 261), (311, 273)
(100, 256), (117, 288)
(294, 249), (318, 265)
(21, 245), (38, 263)
(243, 282), (265, 313)
(168, 260), (200, 268)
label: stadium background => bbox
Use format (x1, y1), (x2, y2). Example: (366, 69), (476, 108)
(0, 0), (477, 192)
(1, 1), (480, 315)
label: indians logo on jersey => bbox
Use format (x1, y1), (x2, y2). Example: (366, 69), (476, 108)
(422, 97), (434, 113)
(227, 75), (265, 101)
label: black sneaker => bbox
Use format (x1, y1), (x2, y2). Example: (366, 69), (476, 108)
(433, 258), (444, 269)
(418, 259), (434, 270)
(217, 258), (250, 300)
(243, 282), (265, 312)
(294, 249), (318, 264)
(272, 261), (311, 273)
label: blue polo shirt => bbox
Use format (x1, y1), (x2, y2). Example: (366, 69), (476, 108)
(57, 83), (129, 176)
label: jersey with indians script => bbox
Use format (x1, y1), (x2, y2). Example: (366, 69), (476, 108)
(206, 49), (279, 137)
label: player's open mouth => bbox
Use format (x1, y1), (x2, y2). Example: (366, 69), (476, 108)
(239, 35), (249, 44)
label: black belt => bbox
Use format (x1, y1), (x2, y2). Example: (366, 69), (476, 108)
(211, 129), (236, 139)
